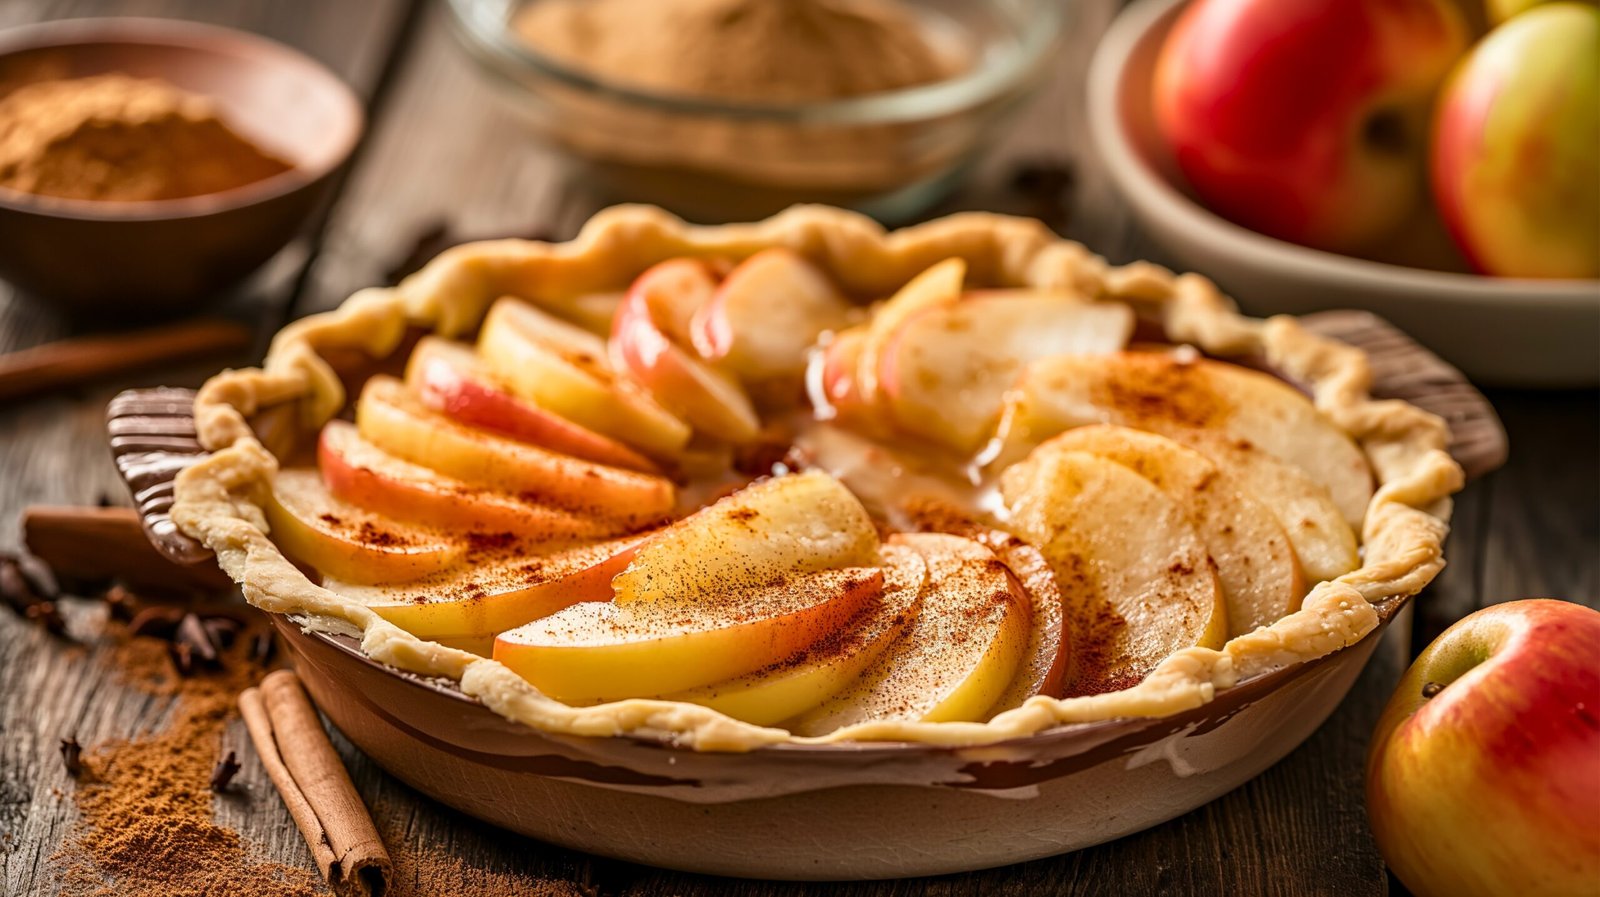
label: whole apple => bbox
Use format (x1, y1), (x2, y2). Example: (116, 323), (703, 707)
(1153, 0), (1470, 253)
(1432, 3), (1600, 279)
(1366, 599), (1600, 897)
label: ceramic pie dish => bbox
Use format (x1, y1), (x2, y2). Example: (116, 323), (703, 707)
(162, 205), (1466, 878)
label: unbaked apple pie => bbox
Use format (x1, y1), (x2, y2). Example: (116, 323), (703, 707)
(174, 206), (1463, 749)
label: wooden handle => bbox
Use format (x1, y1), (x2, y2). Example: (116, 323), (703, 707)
(21, 505), (231, 592)
(0, 319), (252, 404)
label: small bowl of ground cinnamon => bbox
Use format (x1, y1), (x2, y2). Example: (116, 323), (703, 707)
(448, 0), (1064, 222)
(0, 18), (362, 318)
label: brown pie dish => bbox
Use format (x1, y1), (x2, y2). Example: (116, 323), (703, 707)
(161, 205), (1464, 877)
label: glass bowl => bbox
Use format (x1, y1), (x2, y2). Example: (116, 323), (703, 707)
(445, 0), (1065, 222)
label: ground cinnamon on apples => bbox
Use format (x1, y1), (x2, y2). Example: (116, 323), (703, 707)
(0, 73), (291, 201)
(515, 0), (961, 102)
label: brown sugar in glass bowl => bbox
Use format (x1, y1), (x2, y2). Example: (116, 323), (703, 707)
(0, 18), (362, 318)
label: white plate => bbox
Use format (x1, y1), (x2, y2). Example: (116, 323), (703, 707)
(1086, 0), (1600, 386)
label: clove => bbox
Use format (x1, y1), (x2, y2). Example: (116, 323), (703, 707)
(127, 605), (184, 639)
(60, 736), (83, 776)
(209, 750), (241, 792)
(174, 613), (220, 667)
(203, 615), (243, 649)
(101, 584), (141, 621)
(25, 601), (67, 637)
(249, 629), (277, 666)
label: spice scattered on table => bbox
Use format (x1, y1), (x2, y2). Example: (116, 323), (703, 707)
(52, 619), (316, 897)
(0, 73), (292, 201)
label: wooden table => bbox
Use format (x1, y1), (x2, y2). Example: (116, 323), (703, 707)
(1, 2), (1595, 895)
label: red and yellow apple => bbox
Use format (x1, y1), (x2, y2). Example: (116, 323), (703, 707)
(404, 336), (658, 473)
(1153, 0), (1470, 252)
(1432, 3), (1600, 278)
(1367, 599), (1600, 897)
(318, 420), (617, 540)
(610, 259), (761, 443)
(690, 248), (855, 386)
(355, 376), (676, 529)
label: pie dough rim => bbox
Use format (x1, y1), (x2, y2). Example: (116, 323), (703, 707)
(173, 204), (1464, 752)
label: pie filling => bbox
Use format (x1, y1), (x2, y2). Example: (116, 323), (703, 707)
(259, 248), (1378, 735)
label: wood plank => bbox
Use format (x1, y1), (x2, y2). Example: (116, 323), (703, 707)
(0, 3), (416, 895)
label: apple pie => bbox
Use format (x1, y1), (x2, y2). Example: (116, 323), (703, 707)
(173, 205), (1463, 750)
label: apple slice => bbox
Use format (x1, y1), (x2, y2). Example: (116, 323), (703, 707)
(790, 533), (1032, 734)
(404, 336), (657, 473)
(978, 531), (1071, 712)
(1171, 428), (1360, 584)
(664, 543), (928, 725)
(264, 469), (463, 584)
(478, 297), (691, 457)
(1004, 352), (1373, 528)
(1047, 425), (1305, 634)
(494, 566), (884, 702)
(322, 535), (643, 639)
(355, 376), (675, 529)
(1001, 449), (1227, 696)
(854, 257), (965, 405)
(877, 294), (1134, 452)
(612, 469), (880, 605)
(690, 248), (855, 384)
(611, 259), (761, 443)
(807, 326), (874, 424)
(319, 420), (624, 541)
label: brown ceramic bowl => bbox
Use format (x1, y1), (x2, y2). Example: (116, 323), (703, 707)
(0, 18), (362, 318)
(273, 599), (1404, 879)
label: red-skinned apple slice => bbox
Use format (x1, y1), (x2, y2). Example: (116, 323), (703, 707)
(854, 257), (965, 405)
(807, 326), (873, 424)
(611, 259), (761, 443)
(356, 376), (675, 528)
(477, 298), (691, 457)
(264, 469), (463, 584)
(877, 294), (1134, 451)
(690, 248), (854, 383)
(322, 535), (645, 639)
(318, 420), (626, 541)
(495, 566), (885, 703)
(404, 336), (657, 473)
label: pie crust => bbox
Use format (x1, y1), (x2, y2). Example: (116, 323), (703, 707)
(173, 205), (1464, 751)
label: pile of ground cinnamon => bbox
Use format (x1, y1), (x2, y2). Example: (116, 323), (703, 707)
(0, 73), (292, 201)
(53, 627), (317, 897)
(515, 0), (962, 102)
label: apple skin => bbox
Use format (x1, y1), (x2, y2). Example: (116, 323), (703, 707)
(1432, 3), (1600, 278)
(1366, 599), (1600, 897)
(1153, 0), (1470, 253)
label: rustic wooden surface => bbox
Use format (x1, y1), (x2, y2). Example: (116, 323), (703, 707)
(1, 1), (1596, 895)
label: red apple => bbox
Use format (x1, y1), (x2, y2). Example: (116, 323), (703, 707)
(1432, 3), (1600, 278)
(1153, 0), (1470, 252)
(1366, 599), (1600, 897)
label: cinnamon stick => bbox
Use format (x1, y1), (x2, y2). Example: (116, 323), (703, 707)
(239, 670), (390, 897)
(22, 505), (231, 592)
(0, 318), (252, 404)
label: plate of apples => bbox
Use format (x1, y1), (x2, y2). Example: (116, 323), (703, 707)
(1088, 0), (1599, 385)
